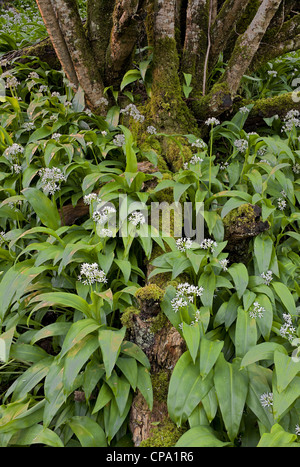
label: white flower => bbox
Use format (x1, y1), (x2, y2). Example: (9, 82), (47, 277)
(78, 263), (107, 286)
(219, 258), (229, 271)
(239, 106), (250, 113)
(113, 134), (126, 147)
(39, 85), (48, 93)
(120, 104), (145, 123)
(260, 392), (273, 408)
(4, 144), (24, 162)
(267, 70), (277, 77)
(38, 167), (66, 195)
(5, 75), (19, 88)
(101, 131), (107, 136)
(176, 237), (193, 252)
(249, 301), (264, 319)
(261, 270), (273, 285)
(99, 228), (114, 237)
(219, 161), (229, 170)
(84, 108), (92, 116)
(92, 205), (116, 225)
(129, 211), (146, 227)
(277, 198), (286, 211)
(12, 164), (22, 174)
(51, 133), (62, 141)
(171, 282), (204, 313)
(147, 125), (157, 134)
(51, 91), (60, 97)
(28, 71), (39, 79)
(295, 424), (300, 436)
(199, 238), (218, 252)
(191, 139), (206, 149)
(279, 313), (296, 342)
(205, 117), (220, 126)
(292, 163), (300, 174)
(234, 139), (248, 153)
(22, 122), (36, 131)
(282, 110), (300, 132)
(83, 193), (98, 205)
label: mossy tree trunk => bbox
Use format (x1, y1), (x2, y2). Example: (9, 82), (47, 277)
(34, 0), (300, 447)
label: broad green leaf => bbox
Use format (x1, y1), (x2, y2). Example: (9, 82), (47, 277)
(136, 365), (153, 410)
(63, 334), (99, 393)
(0, 326), (15, 363)
(235, 307), (257, 358)
(273, 373), (300, 422)
(271, 281), (296, 316)
(246, 363), (274, 431)
(30, 292), (92, 318)
(199, 337), (224, 379)
(214, 354), (248, 441)
(255, 293), (273, 340)
(30, 323), (71, 346)
(60, 319), (101, 357)
(68, 416), (107, 447)
(92, 382), (113, 414)
(240, 342), (286, 369)
(120, 69), (141, 91)
(274, 350), (300, 393)
(104, 394), (133, 443)
(199, 271), (216, 308)
(22, 187), (61, 230)
(9, 424), (64, 447)
(98, 327), (126, 379)
(116, 356), (138, 390)
(168, 352), (214, 426)
(176, 426), (231, 447)
(43, 359), (66, 427)
(254, 235), (273, 273)
(120, 341), (150, 370)
(257, 424), (297, 447)
(228, 263), (248, 299)
(182, 322), (200, 364)
(119, 125), (137, 173)
(83, 360), (105, 401)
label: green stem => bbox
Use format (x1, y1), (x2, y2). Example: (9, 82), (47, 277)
(208, 125), (213, 195)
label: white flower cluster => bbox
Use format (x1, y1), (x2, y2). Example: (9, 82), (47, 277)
(199, 238), (218, 252)
(293, 163), (300, 174)
(219, 161), (229, 170)
(83, 193), (98, 205)
(52, 133), (62, 141)
(178, 309), (201, 330)
(279, 313), (296, 342)
(219, 258), (229, 271)
(267, 70), (277, 77)
(239, 106), (250, 114)
(99, 228), (114, 237)
(260, 392), (273, 408)
(296, 424), (300, 436)
(171, 282), (204, 313)
(12, 163), (22, 174)
(78, 263), (107, 286)
(261, 270), (273, 285)
(129, 211), (146, 227)
(4, 143), (24, 161)
(234, 139), (248, 153)
(249, 301), (265, 319)
(5, 75), (19, 88)
(92, 205), (116, 225)
(22, 122), (36, 131)
(113, 134), (126, 147)
(191, 138), (206, 149)
(147, 125), (157, 134)
(282, 109), (300, 132)
(277, 198), (286, 211)
(38, 167), (66, 195)
(176, 237), (193, 252)
(120, 104), (145, 123)
(205, 117), (220, 126)
(183, 155), (203, 169)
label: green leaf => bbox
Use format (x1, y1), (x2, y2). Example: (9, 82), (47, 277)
(60, 319), (101, 357)
(240, 342), (286, 369)
(274, 350), (300, 393)
(63, 334), (99, 393)
(182, 322), (200, 364)
(104, 394), (133, 444)
(253, 235), (273, 273)
(69, 416), (107, 447)
(22, 187), (60, 230)
(176, 426), (231, 447)
(246, 363), (274, 431)
(120, 69), (141, 90)
(98, 327), (126, 379)
(228, 263), (248, 299)
(119, 125), (137, 173)
(214, 354), (248, 441)
(235, 307), (257, 358)
(30, 323), (71, 346)
(10, 424), (64, 447)
(168, 352), (213, 426)
(271, 281), (296, 316)
(92, 382), (113, 414)
(30, 292), (92, 319)
(120, 341), (150, 370)
(136, 365), (153, 410)
(257, 424), (297, 447)
(273, 373), (300, 422)
(0, 326), (15, 363)
(199, 337), (224, 379)
(116, 356), (138, 390)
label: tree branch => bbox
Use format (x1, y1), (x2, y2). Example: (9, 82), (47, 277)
(35, 0), (78, 87)
(105, 0), (146, 85)
(220, 0), (283, 96)
(52, 0), (105, 112)
(209, 0), (252, 67)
